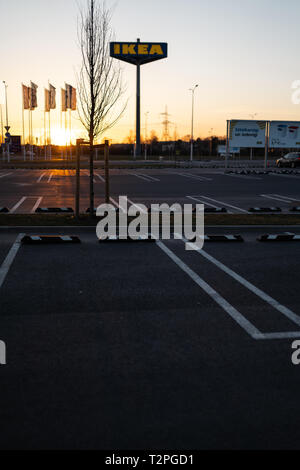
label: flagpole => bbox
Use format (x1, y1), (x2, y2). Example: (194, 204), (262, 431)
(69, 108), (72, 159)
(44, 110), (47, 160)
(30, 109), (33, 161)
(22, 91), (26, 161)
(49, 109), (51, 160)
(65, 109), (67, 160)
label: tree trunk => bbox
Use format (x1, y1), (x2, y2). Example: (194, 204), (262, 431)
(89, 136), (94, 216)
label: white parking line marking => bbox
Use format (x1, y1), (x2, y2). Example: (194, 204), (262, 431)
(138, 173), (160, 182)
(10, 197), (27, 213)
(198, 195), (249, 213)
(37, 173), (46, 183)
(181, 237), (300, 328)
(95, 173), (105, 182)
(127, 198), (148, 214)
(226, 174), (262, 181)
(258, 332), (300, 340)
(187, 196), (233, 213)
(0, 233), (25, 290)
(273, 194), (298, 201)
(260, 194), (289, 203)
(30, 197), (43, 214)
(47, 173), (53, 183)
(109, 197), (127, 213)
(156, 240), (262, 339)
(0, 173), (12, 179)
(127, 172), (152, 182)
(174, 172), (212, 181)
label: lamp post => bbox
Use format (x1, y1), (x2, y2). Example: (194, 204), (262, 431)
(189, 84), (198, 162)
(3, 81), (10, 161)
(249, 113), (257, 161)
(144, 111), (149, 160)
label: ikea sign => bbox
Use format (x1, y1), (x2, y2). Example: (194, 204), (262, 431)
(110, 42), (168, 65)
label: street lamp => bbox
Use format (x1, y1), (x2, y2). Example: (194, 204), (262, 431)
(145, 111), (149, 161)
(249, 113), (257, 161)
(2, 82), (9, 130)
(3, 81), (10, 161)
(189, 84), (198, 162)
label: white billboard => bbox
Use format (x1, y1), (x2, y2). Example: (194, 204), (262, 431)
(269, 121), (300, 148)
(229, 120), (267, 148)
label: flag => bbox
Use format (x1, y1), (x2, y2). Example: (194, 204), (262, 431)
(61, 88), (67, 112)
(71, 87), (76, 111)
(22, 84), (30, 110)
(45, 89), (50, 112)
(49, 84), (56, 109)
(30, 82), (38, 109)
(65, 83), (72, 109)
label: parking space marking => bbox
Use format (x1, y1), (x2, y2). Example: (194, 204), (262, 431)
(187, 196), (233, 213)
(10, 197), (27, 213)
(180, 237), (300, 328)
(0, 233), (24, 290)
(110, 197), (127, 213)
(127, 198), (148, 214)
(95, 173), (105, 183)
(156, 240), (262, 339)
(30, 197), (43, 214)
(126, 172), (153, 182)
(47, 173), (53, 183)
(37, 173), (46, 183)
(260, 194), (289, 203)
(0, 173), (12, 179)
(174, 172), (212, 182)
(197, 195), (249, 213)
(273, 194), (298, 202)
(226, 174), (262, 181)
(138, 173), (160, 182)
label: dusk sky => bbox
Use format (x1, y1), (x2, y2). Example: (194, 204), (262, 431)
(1, 0), (300, 144)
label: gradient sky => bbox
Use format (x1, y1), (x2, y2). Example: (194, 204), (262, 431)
(1, 0), (300, 144)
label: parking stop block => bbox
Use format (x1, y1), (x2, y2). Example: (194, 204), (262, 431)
(204, 235), (244, 243)
(98, 235), (155, 243)
(258, 234), (300, 242)
(204, 208), (227, 213)
(249, 207), (282, 213)
(21, 235), (81, 244)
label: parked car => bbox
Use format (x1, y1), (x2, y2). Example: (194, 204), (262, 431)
(276, 153), (300, 168)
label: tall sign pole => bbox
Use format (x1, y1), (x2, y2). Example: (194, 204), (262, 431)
(136, 41), (141, 158)
(110, 40), (168, 160)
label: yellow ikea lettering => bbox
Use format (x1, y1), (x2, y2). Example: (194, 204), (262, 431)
(150, 45), (163, 55)
(138, 44), (149, 55)
(114, 44), (120, 54)
(123, 44), (136, 54)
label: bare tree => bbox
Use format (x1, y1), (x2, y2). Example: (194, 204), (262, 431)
(77, 0), (126, 214)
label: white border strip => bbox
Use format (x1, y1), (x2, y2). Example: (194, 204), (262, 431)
(0, 233), (24, 289)
(156, 239), (262, 339)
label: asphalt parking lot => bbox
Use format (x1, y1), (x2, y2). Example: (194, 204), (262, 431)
(0, 227), (300, 449)
(0, 168), (299, 214)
